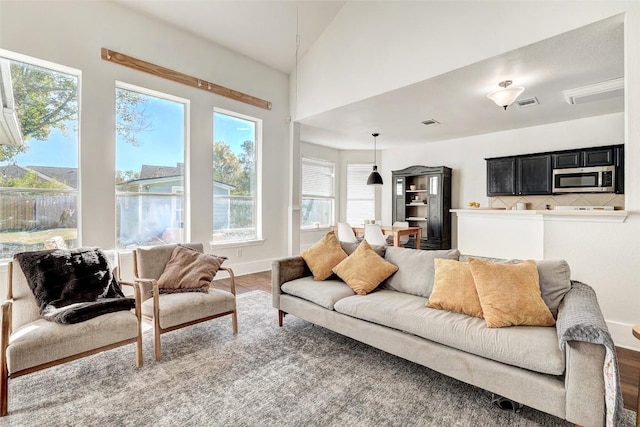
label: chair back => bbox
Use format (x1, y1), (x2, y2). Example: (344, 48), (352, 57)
(364, 224), (388, 247)
(133, 243), (204, 280)
(8, 261), (41, 332)
(336, 222), (358, 243)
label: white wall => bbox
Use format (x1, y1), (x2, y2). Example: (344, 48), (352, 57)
(0, 1), (291, 277)
(296, 1), (632, 120)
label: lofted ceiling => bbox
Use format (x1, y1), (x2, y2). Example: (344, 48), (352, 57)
(112, 1), (624, 151)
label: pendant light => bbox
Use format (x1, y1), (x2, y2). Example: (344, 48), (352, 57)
(487, 80), (525, 110)
(367, 132), (383, 186)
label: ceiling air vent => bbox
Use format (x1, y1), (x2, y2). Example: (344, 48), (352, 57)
(421, 119), (440, 126)
(516, 97), (539, 108)
(563, 77), (624, 105)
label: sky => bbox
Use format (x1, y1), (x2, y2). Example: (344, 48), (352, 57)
(3, 93), (255, 173)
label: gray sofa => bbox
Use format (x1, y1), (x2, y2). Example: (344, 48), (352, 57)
(272, 245), (613, 427)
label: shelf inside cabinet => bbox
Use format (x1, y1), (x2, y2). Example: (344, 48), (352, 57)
(406, 217), (428, 221)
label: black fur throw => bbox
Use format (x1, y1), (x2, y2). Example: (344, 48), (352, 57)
(14, 247), (135, 324)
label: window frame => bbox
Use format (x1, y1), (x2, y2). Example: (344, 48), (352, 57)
(301, 157), (335, 230)
(0, 49), (82, 259)
(114, 81), (190, 249)
(211, 107), (263, 246)
(346, 162), (375, 226)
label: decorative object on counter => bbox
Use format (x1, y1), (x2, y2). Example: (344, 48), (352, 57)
(516, 202), (527, 210)
(467, 201), (480, 208)
(487, 80), (525, 110)
(366, 133), (383, 186)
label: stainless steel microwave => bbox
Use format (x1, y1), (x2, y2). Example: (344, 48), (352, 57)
(552, 165), (615, 193)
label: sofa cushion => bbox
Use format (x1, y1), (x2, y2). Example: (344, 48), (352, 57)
(333, 290), (565, 375)
(281, 277), (355, 310)
(332, 241), (398, 295)
(301, 232), (348, 281)
(7, 311), (138, 374)
(426, 259), (483, 318)
(468, 258), (555, 328)
(382, 247), (460, 298)
(460, 255), (571, 318)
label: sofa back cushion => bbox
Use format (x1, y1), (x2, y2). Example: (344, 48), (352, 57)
(382, 247), (460, 298)
(459, 254), (571, 318)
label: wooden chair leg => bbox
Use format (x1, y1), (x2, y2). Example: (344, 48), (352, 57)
(278, 310), (284, 327)
(154, 317), (161, 362)
(0, 366), (7, 416)
(636, 375), (640, 427)
(232, 311), (238, 335)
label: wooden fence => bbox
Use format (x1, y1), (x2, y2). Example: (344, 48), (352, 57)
(0, 192), (77, 230)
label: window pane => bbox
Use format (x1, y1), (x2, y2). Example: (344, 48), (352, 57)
(213, 110), (259, 243)
(346, 163), (375, 225)
(301, 198), (333, 228)
(115, 86), (186, 249)
(0, 56), (79, 258)
(301, 158), (334, 228)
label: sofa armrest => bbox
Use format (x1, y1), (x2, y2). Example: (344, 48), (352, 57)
(564, 340), (606, 427)
(557, 281), (612, 427)
(272, 256), (310, 309)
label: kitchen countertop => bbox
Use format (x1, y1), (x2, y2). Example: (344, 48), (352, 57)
(450, 208), (628, 223)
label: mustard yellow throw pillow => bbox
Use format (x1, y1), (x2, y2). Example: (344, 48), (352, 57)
(332, 240), (398, 295)
(468, 258), (555, 328)
(426, 259), (483, 318)
(301, 232), (348, 281)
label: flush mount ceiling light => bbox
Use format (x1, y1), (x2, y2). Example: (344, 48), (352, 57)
(487, 80), (525, 110)
(366, 132), (383, 186)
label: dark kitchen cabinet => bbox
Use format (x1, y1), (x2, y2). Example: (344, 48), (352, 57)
(517, 155), (552, 195)
(392, 165), (451, 250)
(584, 147), (614, 166)
(553, 151), (581, 169)
(553, 147), (615, 169)
(486, 158), (516, 196)
(487, 155), (551, 196)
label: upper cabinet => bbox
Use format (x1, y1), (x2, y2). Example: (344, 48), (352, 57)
(486, 155), (552, 196)
(486, 144), (623, 197)
(553, 147), (614, 169)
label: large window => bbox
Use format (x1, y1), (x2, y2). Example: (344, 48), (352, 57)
(213, 109), (260, 243)
(301, 157), (335, 229)
(0, 53), (79, 259)
(115, 83), (187, 249)
(346, 163), (375, 225)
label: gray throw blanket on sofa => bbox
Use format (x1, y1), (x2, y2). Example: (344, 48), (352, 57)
(556, 281), (622, 427)
(15, 247), (135, 324)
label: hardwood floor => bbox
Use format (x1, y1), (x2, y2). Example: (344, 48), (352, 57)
(221, 271), (640, 413)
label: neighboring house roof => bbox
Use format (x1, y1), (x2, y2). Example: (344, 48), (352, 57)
(28, 166), (77, 189)
(139, 163), (183, 179)
(127, 163), (234, 190)
(0, 164), (75, 189)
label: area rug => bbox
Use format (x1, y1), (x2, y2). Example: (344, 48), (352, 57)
(4, 291), (636, 426)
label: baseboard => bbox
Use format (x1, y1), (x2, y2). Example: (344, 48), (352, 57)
(219, 258), (272, 278)
(608, 320), (640, 351)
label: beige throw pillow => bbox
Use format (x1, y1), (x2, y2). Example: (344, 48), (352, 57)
(332, 240), (398, 295)
(468, 258), (555, 328)
(426, 259), (483, 318)
(301, 232), (348, 281)
(157, 245), (226, 293)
